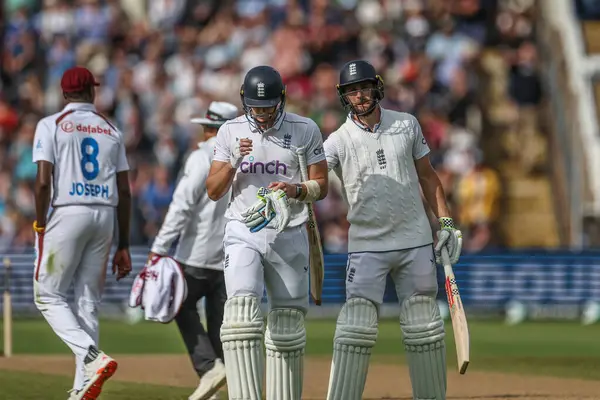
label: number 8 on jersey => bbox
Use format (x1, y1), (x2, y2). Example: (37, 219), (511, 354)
(81, 137), (100, 181)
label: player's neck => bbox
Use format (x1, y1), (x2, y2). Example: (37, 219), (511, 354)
(354, 106), (381, 132)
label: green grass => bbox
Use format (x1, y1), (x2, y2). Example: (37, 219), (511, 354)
(0, 318), (187, 354)
(1, 318), (600, 398)
(0, 370), (204, 400)
(306, 319), (600, 380)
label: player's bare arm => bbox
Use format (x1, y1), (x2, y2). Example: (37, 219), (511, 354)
(113, 170), (132, 281)
(34, 160), (53, 229)
(414, 154), (452, 218)
(268, 159), (329, 200)
(207, 138), (253, 201)
(415, 153), (463, 265)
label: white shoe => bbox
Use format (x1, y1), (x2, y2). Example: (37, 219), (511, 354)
(189, 359), (227, 400)
(69, 350), (118, 400)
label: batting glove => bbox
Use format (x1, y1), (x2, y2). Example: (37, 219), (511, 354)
(434, 217), (463, 265)
(242, 187), (291, 233)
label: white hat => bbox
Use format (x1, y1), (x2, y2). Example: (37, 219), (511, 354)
(190, 101), (239, 127)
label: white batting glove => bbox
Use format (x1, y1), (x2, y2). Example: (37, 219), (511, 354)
(242, 187), (291, 233)
(434, 217), (463, 265)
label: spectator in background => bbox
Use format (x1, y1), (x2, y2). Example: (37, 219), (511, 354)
(0, 0), (537, 253)
(454, 149), (501, 252)
(508, 40), (541, 107)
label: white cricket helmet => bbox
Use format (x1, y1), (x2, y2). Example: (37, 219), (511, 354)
(190, 101), (239, 127)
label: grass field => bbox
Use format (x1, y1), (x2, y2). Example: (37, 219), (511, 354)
(1, 318), (600, 399)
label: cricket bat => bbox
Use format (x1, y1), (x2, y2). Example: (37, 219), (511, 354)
(296, 147), (325, 306)
(441, 247), (469, 374)
(3, 257), (12, 358)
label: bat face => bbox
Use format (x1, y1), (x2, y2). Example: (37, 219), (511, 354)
(444, 271), (470, 374)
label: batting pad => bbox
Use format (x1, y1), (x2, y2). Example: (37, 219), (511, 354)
(400, 295), (447, 400)
(264, 308), (306, 400)
(220, 296), (265, 400)
(326, 298), (378, 400)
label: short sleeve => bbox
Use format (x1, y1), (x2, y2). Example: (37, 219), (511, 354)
(213, 123), (231, 163)
(116, 139), (129, 172)
(305, 120), (326, 165)
(411, 116), (430, 160)
(323, 132), (341, 171)
(32, 120), (54, 163)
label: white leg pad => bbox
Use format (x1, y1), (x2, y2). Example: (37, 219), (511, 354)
(264, 308), (306, 400)
(326, 298), (378, 400)
(220, 296), (265, 400)
(400, 295), (447, 400)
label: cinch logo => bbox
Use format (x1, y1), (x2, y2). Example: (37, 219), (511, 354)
(75, 124), (112, 136)
(239, 156), (288, 175)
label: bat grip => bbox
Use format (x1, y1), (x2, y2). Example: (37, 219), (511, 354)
(296, 147), (309, 181)
(440, 246), (451, 267)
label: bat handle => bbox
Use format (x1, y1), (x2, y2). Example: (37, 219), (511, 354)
(440, 247), (451, 268)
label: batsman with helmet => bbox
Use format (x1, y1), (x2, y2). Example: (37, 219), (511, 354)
(206, 65), (329, 400)
(323, 60), (463, 400)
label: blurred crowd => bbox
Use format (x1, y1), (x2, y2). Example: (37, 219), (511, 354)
(0, 0), (543, 254)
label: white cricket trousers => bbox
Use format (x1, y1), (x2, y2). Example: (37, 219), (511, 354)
(223, 220), (310, 311)
(34, 205), (114, 391)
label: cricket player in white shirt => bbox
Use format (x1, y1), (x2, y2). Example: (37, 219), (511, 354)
(206, 65), (329, 400)
(32, 66), (132, 400)
(149, 101), (239, 400)
(324, 60), (463, 400)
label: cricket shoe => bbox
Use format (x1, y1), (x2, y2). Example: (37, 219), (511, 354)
(70, 347), (118, 400)
(189, 358), (226, 400)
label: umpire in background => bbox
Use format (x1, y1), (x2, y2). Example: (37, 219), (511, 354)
(149, 101), (238, 400)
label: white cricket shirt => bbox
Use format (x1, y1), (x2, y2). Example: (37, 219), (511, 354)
(32, 102), (129, 207)
(324, 107), (433, 253)
(213, 112), (325, 228)
(151, 137), (229, 270)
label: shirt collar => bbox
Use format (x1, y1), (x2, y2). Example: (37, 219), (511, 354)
(348, 106), (384, 133)
(273, 111), (286, 131)
(63, 102), (97, 112)
(250, 111), (286, 134)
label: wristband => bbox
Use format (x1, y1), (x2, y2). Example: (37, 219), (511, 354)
(33, 221), (45, 234)
(439, 217), (455, 229)
(300, 180), (320, 203)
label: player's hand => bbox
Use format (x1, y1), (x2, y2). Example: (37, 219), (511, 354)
(242, 187), (291, 233)
(112, 248), (132, 281)
(232, 138), (253, 168)
(268, 181), (298, 199)
(434, 217), (463, 265)
(146, 252), (162, 266)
